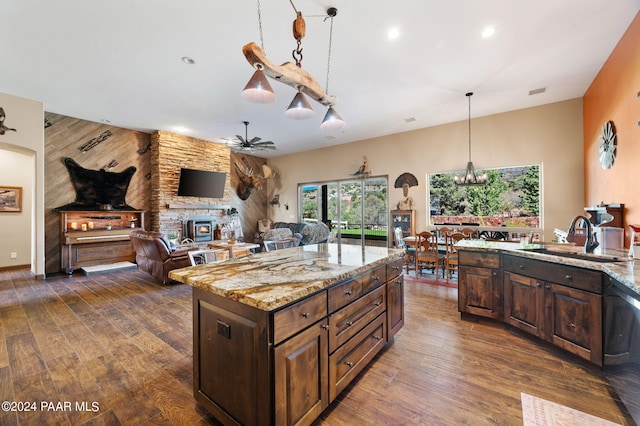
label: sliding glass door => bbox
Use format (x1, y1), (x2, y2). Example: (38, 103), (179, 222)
(299, 177), (388, 247)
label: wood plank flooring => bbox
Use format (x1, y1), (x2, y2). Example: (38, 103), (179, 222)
(0, 268), (635, 425)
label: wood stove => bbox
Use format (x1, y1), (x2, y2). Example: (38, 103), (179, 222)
(185, 217), (215, 242)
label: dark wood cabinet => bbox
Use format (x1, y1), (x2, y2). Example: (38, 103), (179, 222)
(503, 254), (603, 365)
(390, 210), (415, 239)
(545, 282), (602, 364)
(275, 320), (328, 426)
(192, 257), (404, 426)
(504, 272), (545, 337)
(458, 251), (502, 319)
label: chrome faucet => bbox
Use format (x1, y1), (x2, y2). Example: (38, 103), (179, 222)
(567, 215), (599, 253)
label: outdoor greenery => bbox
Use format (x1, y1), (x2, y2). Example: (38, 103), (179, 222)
(301, 179), (388, 232)
(429, 165), (540, 227)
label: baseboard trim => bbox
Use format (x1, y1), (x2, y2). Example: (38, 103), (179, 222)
(0, 264), (30, 272)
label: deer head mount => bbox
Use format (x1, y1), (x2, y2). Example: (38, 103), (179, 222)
(235, 158), (264, 200)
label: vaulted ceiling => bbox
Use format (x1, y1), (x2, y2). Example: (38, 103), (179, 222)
(2, 1), (638, 157)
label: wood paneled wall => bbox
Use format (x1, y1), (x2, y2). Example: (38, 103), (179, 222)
(44, 119), (268, 274)
(44, 112), (152, 274)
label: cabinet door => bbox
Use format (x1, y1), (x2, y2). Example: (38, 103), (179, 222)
(504, 272), (544, 337)
(545, 283), (603, 365)
(274, 321), (329, 426)
(387, 276), (404, 340)
(458, 266), (502, 319)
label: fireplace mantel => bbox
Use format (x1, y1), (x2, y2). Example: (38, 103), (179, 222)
(165, 203), (230, 210)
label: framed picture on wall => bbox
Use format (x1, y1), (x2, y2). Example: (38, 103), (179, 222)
(0, 186), (22, 212)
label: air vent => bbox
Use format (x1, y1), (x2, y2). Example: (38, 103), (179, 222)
(404, 117), (416, 123)
(529, 87), (547, 96)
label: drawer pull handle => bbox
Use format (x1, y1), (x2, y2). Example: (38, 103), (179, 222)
(301, 312), (310, 318)
(519, 265), (525, 269)
(373, 276), (380, 281)
(346, 321), (353, 327)
(565, 275), (573, 280)
(393, 266), (400, 271)
(346, 362), (354, 368)
(373, 335), (382, 340)
(492, 271), (497, 276)
(569, 323), (576, 329)
(344, 290), (353, 296)
(373, 302), (382, 307)
(321, 324), (329, 330)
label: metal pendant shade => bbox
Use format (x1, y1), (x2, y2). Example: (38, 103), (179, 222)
(285, 90), (315, 119)
(241, 68), (276, 103)
(320, 106), (345, 131)
(454, 92), (487, 186)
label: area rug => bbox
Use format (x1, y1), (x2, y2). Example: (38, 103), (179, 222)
(521, 393), (622, 426)
(404, 273), (457, 288)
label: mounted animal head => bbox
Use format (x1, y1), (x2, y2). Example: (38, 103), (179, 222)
(235, 160), (263, 200)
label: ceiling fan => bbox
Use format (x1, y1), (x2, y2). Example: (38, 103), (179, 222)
(225, 121), (276, 152)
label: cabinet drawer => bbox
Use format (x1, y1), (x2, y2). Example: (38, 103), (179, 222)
(361, 265), (386, 295)
(386, 258), (404, 280)
(459, 250), (500, 269)
(329, 313), (386, 401)
(329, 285), (386, 353)
(328, 279), (362, 313)
(503, 255), (603, 294)
(273, 291), (327, 345)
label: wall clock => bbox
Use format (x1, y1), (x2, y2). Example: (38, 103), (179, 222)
(598, 121), (616, 169)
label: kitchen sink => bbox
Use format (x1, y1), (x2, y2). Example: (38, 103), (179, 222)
(520, 247), (628, 263)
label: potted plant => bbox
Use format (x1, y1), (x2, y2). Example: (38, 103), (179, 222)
(106, 223), (112, 230)
(168, 233), (179, 248)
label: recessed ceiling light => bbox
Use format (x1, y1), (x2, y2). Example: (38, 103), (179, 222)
(181, 56), (195, 65)
(481, 26), (495, 38)
(387, 27), (400, 40)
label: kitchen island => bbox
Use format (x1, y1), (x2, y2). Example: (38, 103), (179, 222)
(169, 243), (405, 426)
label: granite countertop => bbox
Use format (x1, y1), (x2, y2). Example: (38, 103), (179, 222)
(168, 243), (404, 311)
(456, 239), (640, 298)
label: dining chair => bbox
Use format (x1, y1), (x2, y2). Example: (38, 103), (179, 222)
(415, 231), (444, 280)
(437, 227), (454, 240)
(188, 249), (227, 266)
(393, 227), (415, 273)
(459, 227), (479, 239)
(444, 232), (466, 281)
(263, 238), (297, 252)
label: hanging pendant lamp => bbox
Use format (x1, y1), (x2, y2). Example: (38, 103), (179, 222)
(454, 92), (487, 186)
(320, 106), (345, 131)
(241, 65), (276, 103)
(285, 87), (315, 119)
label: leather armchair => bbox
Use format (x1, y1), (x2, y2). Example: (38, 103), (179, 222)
(129, 230), (193, 284)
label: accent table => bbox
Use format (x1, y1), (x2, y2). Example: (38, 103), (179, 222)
(208, 240), (260, 258)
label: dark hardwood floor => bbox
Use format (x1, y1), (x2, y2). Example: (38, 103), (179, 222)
(0, 267), (634, 425)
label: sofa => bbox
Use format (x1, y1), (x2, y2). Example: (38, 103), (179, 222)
(272, 222), (331, 245)
(129, 230), (194, 284)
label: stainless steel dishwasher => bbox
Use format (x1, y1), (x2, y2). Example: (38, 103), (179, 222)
(604, 277), (640, 424)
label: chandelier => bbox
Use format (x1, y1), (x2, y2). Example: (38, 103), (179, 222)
(454, 92), (487, 186)
(241, 1), (344, 130)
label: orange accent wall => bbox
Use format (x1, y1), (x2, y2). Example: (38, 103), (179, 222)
(584, 12), (640, 247)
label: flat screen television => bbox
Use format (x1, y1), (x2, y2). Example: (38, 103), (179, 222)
(177, 168), (226, 198)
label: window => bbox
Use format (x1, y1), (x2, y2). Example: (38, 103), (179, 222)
(428, 164), (541, 229)
(299, 177), (388, 247)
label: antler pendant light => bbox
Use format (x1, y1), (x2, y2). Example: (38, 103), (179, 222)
(454, 92), (487, 186)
